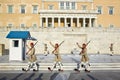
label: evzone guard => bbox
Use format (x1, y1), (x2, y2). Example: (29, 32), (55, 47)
(43, 43), (49, 56)
(22, 42), (39, 72)
(74, 41), (91, 72)
(48, 41), (64, 72)
(109, 43), (114, 56)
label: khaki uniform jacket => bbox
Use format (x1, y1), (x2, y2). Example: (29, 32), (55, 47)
(109, 46), (113, 51)
(53, 48), (61, 62)
(80, 48), (89, 62)
(44, 45), (48, 51)
(50, 43), (61, 62)
(27, 47), (37, 62)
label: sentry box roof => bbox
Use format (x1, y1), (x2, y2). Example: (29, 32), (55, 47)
(6, 31), (31, 39)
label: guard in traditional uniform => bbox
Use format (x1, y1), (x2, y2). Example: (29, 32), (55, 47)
(44, 43), (49, 56)
(22, 42), (39, 72)
(109, 43), (114, 56)
(48, 41), (64, 72)
(74, 41), (91, 72)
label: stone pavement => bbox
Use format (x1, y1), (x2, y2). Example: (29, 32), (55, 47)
(0, 54), (120, 70)
(0, 54), (120, 63)
(0, 70), (120, 80)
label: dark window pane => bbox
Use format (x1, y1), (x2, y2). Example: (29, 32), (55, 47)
(13, 40), (19, 47)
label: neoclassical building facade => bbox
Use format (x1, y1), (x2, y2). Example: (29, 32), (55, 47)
(1, 0), (120, 54)
(0, 0), (120, 28)
(40, 0), (98, 28)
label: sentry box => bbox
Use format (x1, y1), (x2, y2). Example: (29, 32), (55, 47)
(6, 31), (31, 61)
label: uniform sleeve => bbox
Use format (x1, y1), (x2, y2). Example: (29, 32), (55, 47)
(28, 48), (35, 55)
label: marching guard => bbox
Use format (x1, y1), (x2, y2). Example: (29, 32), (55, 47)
(74, 41), (91, 72)
(22, 42), (39, 72)
(44, 43), (49, 56)
(48, 41), (64, 72)
(109, 43), (114, 56)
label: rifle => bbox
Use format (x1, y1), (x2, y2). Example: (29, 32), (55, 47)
(26, 41), (38, 54)
(86, 40), (91, 46)
(52, 41), (65, 54)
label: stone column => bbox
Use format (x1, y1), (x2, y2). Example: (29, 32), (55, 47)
(52, 17), (54, 27)
(77, 18), (79, 27)
(93, 18), (97, 27)
(46, 17), (48, 27)
(64, 17), (67, 27)
(83, 18), (85, 27)
(58, 17), (61, 27)
(95, 18), (97, 27)
(89, 18), (92, 27)
(71, 17), (73, 27)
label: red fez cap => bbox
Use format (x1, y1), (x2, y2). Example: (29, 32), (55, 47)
(30, 42), (34, 46)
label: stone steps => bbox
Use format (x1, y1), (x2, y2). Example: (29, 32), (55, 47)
(0, 63), (120, 70)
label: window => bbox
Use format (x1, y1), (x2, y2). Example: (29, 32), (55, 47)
(33, 5), (38, 14)
(60, 2), (76, 10)
(13, 40), (19, 47)
(98, 24), (102, 27)
(66, 2), (70, 10)
(8, 23), (13, 28)
(109, 6), (114, 15)
(48, 5), (54, 10)
(109, 24), (114, 28)
(97, 6), (102, 14)
(82, 5), (87, 10)
(71, 2), (75, 10)
(20, 24), (25, 28)
(32, 23), (37, 28)
(8, 5), (13, 13)
(20, 5), (25, 14)
(60, 2), (64, 10)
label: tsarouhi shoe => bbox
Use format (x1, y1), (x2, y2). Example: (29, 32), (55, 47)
(58, 69), (63, 72)
(22, 68), (28, 72)
(33, 69), (38, 72)
(74, 68), (80, 72)
(85, 69), (90, 72)
(48, 67), (53, 72)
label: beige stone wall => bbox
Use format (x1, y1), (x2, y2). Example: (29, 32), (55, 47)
(77, 2), (92, 10)
(94, 0), (120, 27)
(0, 0), (120, 27)
(0, 14), (40, 27)
(0, 44), (5, 56)
(0, 0), (41, 27)
(1, 28), (120, 55)
(0, 0), (120, 54)
(44, 1), (58, 10)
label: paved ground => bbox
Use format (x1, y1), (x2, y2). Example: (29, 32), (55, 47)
(0, 54), (120, 80)
(0, 54), (120, 63)
(0, 70), (120, 80)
